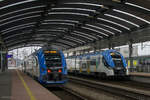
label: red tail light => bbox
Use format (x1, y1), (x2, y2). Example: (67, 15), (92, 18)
(58, 69), (62, 73)
(47, 69), (51, 73)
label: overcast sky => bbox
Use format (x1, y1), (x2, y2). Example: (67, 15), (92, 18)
(9, 46), (41, 60)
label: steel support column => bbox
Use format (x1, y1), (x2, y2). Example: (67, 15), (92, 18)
(0, 45), (2, 72)
(129, 40), (133, 72)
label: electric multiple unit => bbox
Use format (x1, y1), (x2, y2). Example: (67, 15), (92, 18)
(66, 50), (128, 78)
(23, 48), (67, 85)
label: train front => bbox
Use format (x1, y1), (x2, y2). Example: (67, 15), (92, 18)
(103, 50), (128, 77)
(42, 50), (67, 85)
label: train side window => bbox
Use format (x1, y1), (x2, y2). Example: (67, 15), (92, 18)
(82, 63), (86, 69)
(90, 59), (96, 66)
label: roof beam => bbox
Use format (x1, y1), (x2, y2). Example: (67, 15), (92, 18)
(26, 0), (58, 44)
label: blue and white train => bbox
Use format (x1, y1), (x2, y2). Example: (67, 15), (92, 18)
(66, 50), (128, 78)
(23, 47), (67, 85)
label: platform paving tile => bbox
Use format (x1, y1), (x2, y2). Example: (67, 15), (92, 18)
(0, 70), (11, 100)
(130, 72), (150, 77)
(11, 70), (29, 100)
(11, 70), (60, 100)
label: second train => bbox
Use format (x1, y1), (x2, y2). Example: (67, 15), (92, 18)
(66, 49), (129, 78)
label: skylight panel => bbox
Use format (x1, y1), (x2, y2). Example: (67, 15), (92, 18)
(51, 7), (96, 13)
(125, 2), (150, 12)
(99, 24), (122, 33)
(113, 9), (150, 24)
(64, 36), (86, 43)
(44, 19), (79, 23)
(0, 5), (45, 18)
(1, 11), (42, 23)
(0, 15), (40, 27)
(74, 31), (98, 40)
(48, 12), (89, 17)
(4, 32), (28, 40)
(86, 24), (115, 35)
(64, 2), (108, 9)
(2, 25), (34, 35)
(1, 22), (36, 32)
(42, 22), (75, 26)
(71, 32), (94, 41)
(38, 29), (65, 32)
(0, 0), (37, 10)
(104, 14), (140, 27)
(97, 17), (130, 30)
(82, 26), (108, 37)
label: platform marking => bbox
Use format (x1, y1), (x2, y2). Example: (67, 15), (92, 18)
(16, 70), (36, 100)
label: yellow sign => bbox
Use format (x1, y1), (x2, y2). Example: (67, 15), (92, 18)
(44, 51), (57, 53)
(133, 60), (138, 67)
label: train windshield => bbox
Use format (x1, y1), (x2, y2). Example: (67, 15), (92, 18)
(110, 52), (124, 67)
(44, 51), (62, 67)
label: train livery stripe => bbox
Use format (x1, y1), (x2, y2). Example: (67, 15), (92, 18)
(16, 70), (36, 100)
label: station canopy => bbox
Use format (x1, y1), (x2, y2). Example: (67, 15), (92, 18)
(0, 0), (150, 50)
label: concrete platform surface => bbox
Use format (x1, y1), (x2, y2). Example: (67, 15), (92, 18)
(0, 70), (60, 100)
(130, 72), (150, 77)
(130, 72), (150, 84)
(0, 70), (11, 100)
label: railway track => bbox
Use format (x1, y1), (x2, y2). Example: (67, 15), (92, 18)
(69, 74), (150, 91)
(48, 86), (88, 100)
(68, 76), (150, 100)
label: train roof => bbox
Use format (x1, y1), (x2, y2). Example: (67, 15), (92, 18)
(66, 49), (120, 59)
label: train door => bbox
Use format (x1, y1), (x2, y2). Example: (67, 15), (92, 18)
(71, 58), (76, 73)
(86, 56), (90, 74)
(81, 56), (87, 73)
(79, 57), (83, 73)
(66, 58), (71, 72)
(89, 56), (97, 73)
(35, 56), (40, 78)
(76, 57), (80, 73)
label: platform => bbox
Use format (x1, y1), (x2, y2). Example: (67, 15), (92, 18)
(130, 72), (150, 77)
(130, 72), (150, 84)
(0, 69), (60, 100)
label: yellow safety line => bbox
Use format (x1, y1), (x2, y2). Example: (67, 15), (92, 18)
(16, 70), (36, 100)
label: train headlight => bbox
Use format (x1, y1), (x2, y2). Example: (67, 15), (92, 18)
(58, 69), (62, 73)
(47, 69), (51, 73)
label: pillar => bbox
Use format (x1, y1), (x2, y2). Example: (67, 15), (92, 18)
(128, 40), (133, 72)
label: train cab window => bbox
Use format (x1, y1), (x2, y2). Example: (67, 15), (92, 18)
(44, 53), (62, 67)
(111, 53), (124, 67)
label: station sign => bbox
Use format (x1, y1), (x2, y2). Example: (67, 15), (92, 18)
(7, 55), (13, 58)
(44, 51), (57, 53)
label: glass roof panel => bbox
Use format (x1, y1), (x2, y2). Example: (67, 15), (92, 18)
(113, 9), (150, 24)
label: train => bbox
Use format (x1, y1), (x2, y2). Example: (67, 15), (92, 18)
(66, 49), (129, 78)
(22, 47), (67, 85)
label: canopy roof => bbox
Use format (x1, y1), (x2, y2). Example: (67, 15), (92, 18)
(0, 0), (149, 50)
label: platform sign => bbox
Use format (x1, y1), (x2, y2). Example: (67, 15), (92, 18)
(44, 51), (57, 53)
(7, 55), (13, 58)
